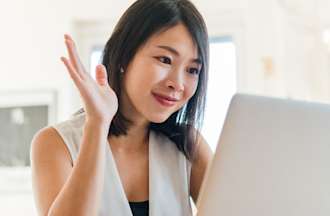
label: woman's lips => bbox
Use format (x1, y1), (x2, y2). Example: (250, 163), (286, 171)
(152, 93), (177, 107)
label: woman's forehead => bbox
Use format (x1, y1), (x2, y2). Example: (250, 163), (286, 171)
(143, 24), (199, 58)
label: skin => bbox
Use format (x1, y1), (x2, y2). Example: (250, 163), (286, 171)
(109, 23), (213, 202)
(31, 22), (213, 215)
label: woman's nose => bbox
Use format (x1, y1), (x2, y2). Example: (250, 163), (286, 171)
(165, 69), (184, 92)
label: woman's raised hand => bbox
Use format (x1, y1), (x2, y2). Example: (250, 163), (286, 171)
(61, 34), (118, 126)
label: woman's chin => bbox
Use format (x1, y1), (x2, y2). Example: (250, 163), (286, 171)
(148, 114), (171, 124)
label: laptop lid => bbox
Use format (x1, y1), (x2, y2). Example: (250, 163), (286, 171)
(197, 93), (330, 215)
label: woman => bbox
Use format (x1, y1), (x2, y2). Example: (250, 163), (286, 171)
(30, 0), (213, 215)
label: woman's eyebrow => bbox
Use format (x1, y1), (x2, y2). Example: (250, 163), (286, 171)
(156, 45), (202, 64)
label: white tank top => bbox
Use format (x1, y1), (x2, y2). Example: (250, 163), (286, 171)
(52, 112), (193, 216)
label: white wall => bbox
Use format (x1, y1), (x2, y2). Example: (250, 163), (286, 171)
(1, 0), (330, 123)
(3, 1), (330, 215)
(0, 0), (72, 121)
(0, 0), (134, 122)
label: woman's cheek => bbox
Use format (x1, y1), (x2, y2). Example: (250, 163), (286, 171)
(150, 65), (170, 80)
(187, 78), (199, 97)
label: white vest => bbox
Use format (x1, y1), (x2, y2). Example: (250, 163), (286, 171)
(52, 112), (193, 216)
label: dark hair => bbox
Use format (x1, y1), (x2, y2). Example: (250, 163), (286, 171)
(75, 0), (209, 161)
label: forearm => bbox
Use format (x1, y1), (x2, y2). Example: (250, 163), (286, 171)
(47, 120), (109, 216)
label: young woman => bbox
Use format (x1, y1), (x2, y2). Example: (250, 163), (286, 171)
(30, 0), (213, 215)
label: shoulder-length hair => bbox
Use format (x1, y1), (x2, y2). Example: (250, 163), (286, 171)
(75, 0), (209, 161)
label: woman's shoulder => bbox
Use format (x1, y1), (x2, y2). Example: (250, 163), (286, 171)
(31, 111), (85, 155)
(52, 111), (86, 131)
(31, 124), (74, 168)
(42, 111), (87, 163)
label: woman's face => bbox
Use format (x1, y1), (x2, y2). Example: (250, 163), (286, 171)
(120, 23), (201, 124)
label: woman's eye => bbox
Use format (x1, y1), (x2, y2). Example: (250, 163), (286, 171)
(188, 67), (200, 75)
(158, 56), (171, 64)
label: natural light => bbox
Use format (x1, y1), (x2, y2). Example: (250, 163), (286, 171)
(201, 39), (237, 152)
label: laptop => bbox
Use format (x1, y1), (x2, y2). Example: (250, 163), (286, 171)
(196, 93), (330, 216)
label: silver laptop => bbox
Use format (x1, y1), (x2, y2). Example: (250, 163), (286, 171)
(196, 93), (330, 216)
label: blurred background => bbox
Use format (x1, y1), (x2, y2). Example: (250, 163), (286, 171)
(1, 0), (330, 214)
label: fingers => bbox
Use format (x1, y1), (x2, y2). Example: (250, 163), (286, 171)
(64, 34), (86, 79)
(60, 56), (84, 88)
(95, 64), (108, 86)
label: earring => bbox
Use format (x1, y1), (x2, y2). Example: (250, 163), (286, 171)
(120, 67), (124, 73)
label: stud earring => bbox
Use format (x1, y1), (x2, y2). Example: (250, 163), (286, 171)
(120, 67), (124, 73)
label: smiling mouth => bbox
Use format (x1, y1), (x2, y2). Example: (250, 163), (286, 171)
(152, 93), (177, 107)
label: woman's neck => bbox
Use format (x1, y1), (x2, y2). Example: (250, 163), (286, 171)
(109, 121), (150, 153)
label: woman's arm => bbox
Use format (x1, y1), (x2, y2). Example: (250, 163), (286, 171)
(190, 132), (213, 203)
(30, 120), (109, 216)
(30, 33), (118, 216)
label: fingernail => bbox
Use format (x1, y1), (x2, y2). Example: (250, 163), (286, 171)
(65, 39), (71, 45)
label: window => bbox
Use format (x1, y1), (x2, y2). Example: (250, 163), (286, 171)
(0, 106), (48, 166)
(0, 90), (56, 215)
(201, 37), (237, 152)
(90, 47), (103, 80)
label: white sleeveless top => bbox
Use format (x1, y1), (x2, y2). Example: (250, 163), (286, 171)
(52, 112), (193, 216)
